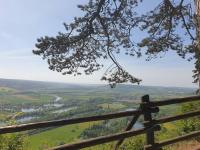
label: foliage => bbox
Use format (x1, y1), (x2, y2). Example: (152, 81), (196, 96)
(118, 135), (145, 150)
(0, 134), (26, 150)
(33, 0), (200, 88)
(177, 101), (200, 136)
(0, 118), (26, 150)
(80, 119), (128, 139)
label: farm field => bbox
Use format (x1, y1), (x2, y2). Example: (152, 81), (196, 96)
(27, 122), (98, 150)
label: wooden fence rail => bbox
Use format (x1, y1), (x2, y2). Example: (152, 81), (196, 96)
(144, 110), (200, 126)
(0, 95), (200, 150)
(0, 109), (141, 134)
(148, 95), (200, 107)
(49, 125), (161, 150)
(155, 130), (200, 148)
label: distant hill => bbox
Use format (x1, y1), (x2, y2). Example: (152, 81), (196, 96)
(0, 78), (82, 91)
(0, 78), (196, 97)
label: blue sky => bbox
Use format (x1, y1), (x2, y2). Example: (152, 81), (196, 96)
(0, 0), (196, 88)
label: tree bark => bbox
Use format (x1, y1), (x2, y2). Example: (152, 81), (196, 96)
(194, 0), (200, 92)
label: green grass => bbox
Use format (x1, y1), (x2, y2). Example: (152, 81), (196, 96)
(99, 103), (126, 110)
(0, 93), (54, 105)
(57, 90), (116, 102)
(0, 112), (13, 122)
(27, 122), (97, 150)
(0, 87), (16, 93)
(0, 85), (54, 105)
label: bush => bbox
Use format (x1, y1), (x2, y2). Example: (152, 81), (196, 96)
(177, 101), (200, 140)
(0, 133), (26, 150)
(119, 135), (145, 150)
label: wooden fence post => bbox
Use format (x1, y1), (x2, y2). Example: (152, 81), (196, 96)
(141, 95), (161, 150)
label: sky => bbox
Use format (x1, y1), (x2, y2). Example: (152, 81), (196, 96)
(0, 0), (197, 88)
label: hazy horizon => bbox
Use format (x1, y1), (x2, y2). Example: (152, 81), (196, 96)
(0, 77), (196, 89)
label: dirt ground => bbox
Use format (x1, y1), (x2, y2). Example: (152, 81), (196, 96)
(173, 141), (200, 150)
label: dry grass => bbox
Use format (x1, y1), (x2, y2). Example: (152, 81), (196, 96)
(170, 140), (200, 150)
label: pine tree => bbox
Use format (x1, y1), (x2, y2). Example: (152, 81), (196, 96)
(33, 0), (200, 89)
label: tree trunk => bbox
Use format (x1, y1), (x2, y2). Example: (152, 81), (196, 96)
(194, 0), (200, 92)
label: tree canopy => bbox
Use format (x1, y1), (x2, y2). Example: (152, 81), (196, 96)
(33, 0), (199, 88)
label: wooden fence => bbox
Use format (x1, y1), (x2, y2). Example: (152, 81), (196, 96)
(0, 95), (200, 150)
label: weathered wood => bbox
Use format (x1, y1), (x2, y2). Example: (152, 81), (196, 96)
(194, 0), (200, 92)
(114, 100), (159, 150)
(145, 130), (200, 149)
(0, 110), (141, 134)
(114, 113), (140, 150)
(148, 95), (200, 107)
(144, 110), (200, 126)
(141, 95), (157, 150)
(48, 125), (161, 150)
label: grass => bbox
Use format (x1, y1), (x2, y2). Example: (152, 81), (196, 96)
(0, 93), (54, 105)
(60, 94), (113, 102)
(99, 103), (126, 110)
(157, 123), (178, 141)
(0, 87), (17, 93)
(0, 112), (13, 122)
(27, 122), (97, 150)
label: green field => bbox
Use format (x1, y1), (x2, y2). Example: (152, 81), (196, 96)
(99, 103), (126, 110)
(27, 122), (97, 150)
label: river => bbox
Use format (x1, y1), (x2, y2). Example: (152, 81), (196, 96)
(18, 95), (64, 123)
